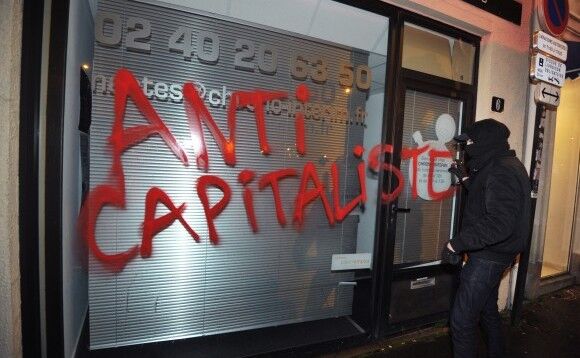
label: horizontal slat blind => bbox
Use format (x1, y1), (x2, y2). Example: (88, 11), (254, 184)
(394, 90), (461, 265)
(88, 0), (386, 349)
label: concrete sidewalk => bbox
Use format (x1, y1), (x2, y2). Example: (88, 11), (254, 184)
(327, 285), (579, 358)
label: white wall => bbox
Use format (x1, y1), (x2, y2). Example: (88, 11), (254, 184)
(572, 182), (580, 281)
(0, 1), (23, 357)
(62, 0), (93, 356)
(541, 78), (580, 273)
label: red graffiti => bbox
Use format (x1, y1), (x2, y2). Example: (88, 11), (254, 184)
(259, 168), (298, 226)
(184, 84), (287, 171)
(428, 149), (455, 201)
(79, 186), (139, 273)
(401, 145), (429, 199)
(141, 187), (199, 258)
(183, 82), (235, 171)
(197, 175), (232, 244)
(402, 145), (456, 200)
(238, 170), (258, 233)
(331, 146), (366, 222)
(293, 162), (335, 227)
(368, 144), (404, 203)
(79, 68), (190, 272)
(80, 68), (457, 272)
(228, 90), (287, 156)
(294, 84), (309, 155)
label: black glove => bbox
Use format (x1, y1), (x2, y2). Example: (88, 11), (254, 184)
(448, 160), (468, 189)
(448, 160), (467, 180)
(441, 243), (462, 265)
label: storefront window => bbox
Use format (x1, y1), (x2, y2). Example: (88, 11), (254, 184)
(85, 0), (389, 349)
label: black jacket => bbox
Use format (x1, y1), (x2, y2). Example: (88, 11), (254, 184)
(451, 150), (531, 264)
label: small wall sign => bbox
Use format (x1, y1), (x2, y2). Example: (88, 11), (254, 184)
(530, 53), (566, 87)
(534, 82), (561, 107)
(331, 253), (372, 271)
(491, 97), (505, 112)
(410, 277), (436, 290)
(532, 30), (568, 62)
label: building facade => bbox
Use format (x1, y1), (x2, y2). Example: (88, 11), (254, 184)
(1, 0), (579, 357)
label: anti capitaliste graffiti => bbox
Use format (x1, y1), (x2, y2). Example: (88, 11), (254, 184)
(79, 68), (457, 272)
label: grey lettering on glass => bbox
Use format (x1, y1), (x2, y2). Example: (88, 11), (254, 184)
(338, 61), (354, 87)
(291, 53), (309, 80)
(126, 17), (152, 53)
(234, 39), (256, 71)
(257, 44), (277, 75)
(196, 30), (220, 64)
(95, 12), (122, 47)
(355, 65), (372, 91)
(168, 26), (195, 60)
(310, 56), (328, 84)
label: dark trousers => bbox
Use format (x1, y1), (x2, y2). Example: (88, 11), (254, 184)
(450, 256), (510, 358)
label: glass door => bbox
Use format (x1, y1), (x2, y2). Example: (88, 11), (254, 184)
(387, 83), (468, 324)
(394, 89), (463, 268)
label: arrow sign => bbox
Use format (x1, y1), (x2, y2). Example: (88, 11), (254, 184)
(541, 87), (559, 101)
(535, 82), (561, 107)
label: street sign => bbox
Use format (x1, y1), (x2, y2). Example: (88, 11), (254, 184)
(537, 0), (569, 37)
(532, 31), (568, 62)
(530, 53), (566, 87)
(534, 82), (561, 107)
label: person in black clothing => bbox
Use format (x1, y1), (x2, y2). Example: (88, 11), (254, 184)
(445, 118), (531, 358)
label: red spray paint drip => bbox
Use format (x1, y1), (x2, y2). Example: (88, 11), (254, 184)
(238, 169), (258, 232)
(259, 168), (298, 226)
(197, 175), (232, 245)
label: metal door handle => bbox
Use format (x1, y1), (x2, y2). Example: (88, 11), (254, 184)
(394, 208), (411, 213)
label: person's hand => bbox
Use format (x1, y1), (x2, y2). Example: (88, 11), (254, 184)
(442, 241), (462, 265)
(448, 160), (467, 181)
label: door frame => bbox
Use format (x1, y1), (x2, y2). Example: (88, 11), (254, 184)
(381, 71), (475, 333)
(374, 10), (480, 335)
(44, 0), (71, 356)
(19, 0), (46, 356)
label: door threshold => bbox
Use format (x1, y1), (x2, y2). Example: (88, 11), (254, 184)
(537, 273), (576, 297)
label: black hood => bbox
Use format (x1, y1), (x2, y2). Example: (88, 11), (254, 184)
(460, 118), (512, 171)
(464, 118), (510, 144)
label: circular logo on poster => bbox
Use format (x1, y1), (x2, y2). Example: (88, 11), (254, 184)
(537, 0), (569, 37)
(409, 114), (456, 201)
